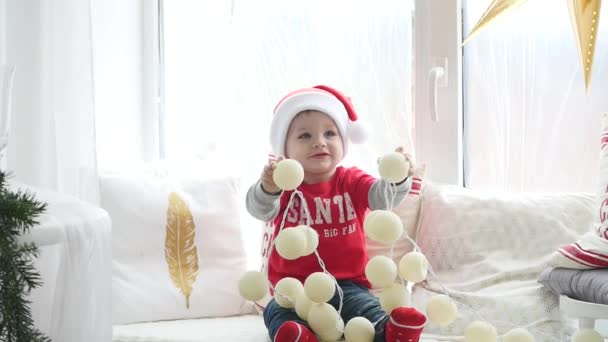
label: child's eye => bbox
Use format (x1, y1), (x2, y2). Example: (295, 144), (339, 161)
(325, 130), (337, 137)
(298, 133), (311, 139)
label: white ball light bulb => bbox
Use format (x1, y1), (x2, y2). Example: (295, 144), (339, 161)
(365, 255), (397, 288)
(573, 329), (603, 342)
(274, 277), (304, 309)
(344, 317), (375, 342)
(378, 152), (410, 183)
(316, 317), (344, 342)
(295, 292), (314, 320)
(398, 252), (428, 283)
(295, 225), (318, 256)
(464, 321), (498, 342)
(275, 228), (307, 260)
(379, 283), (410, 314)
(307, 302), (340, 334)
(425, 294), (458, 327)
(273, 159), (304, 191)
(363, 210), (383, 240)
(238, 271), (268, 302)
(503, 328), (535, 342)
(363, 210), (403, 244)
(304, 272), (336, 303)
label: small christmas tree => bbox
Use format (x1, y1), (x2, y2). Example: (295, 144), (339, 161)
(0, 170), (51, 342)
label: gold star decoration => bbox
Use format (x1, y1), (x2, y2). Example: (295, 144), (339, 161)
(464, 0), (602, 92)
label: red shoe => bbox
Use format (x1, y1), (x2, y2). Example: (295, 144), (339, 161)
(385, 307), (427, 342)
(274, 321), (318, 342)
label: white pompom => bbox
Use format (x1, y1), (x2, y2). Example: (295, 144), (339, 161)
(344, 317), (375, 342)
(398, 252), (428, 283)
(295, 225), (318, 256)
(349, 120), (368, 144)
(316, 317), (344, 342)
(307, 302), (340, 334)
(464, 321), (497, 342)
(378, 152), (410, 183)
(274, 277), (304, 309)
(426, 294), (458, 327)
(365, 255), (397, 288)
(275, 228), (307, 260)
(238, 271), (268, 302)
(363, 210), (382, 240)
(273, 159), (304, 191)
(573, 329), (603, 342)
(363, 210), (403, 244)
(295, 292), (314, 320)
(379, 283), (410, 314)
(304, 272), (336, 303)
(503, 328), (535, 342)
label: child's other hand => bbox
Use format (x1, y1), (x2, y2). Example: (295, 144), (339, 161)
(395, 146), (415, 178)
(260, 156), (283, 194)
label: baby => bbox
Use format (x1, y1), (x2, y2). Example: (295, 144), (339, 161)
(246, 85), (426, 342)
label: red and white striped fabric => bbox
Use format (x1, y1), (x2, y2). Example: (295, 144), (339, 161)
(557, 236), (608, 268)
(553, 113), (608, 269)
(409, 174), (423, 196)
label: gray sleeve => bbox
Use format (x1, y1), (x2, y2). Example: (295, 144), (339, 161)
(245, 180), (281, 221)
(368, 177), (412, 210)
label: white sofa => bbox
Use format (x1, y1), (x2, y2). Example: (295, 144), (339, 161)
(102, 168), (607, 342)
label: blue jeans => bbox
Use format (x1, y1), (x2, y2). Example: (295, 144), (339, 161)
(263, 280), (389, 342)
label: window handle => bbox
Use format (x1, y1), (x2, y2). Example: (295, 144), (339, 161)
(429, 66), (446, 122)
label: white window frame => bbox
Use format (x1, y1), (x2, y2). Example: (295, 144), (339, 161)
(413, 0), (464, 186)
(145, 0), (464, 183)
(142, 0), (163, 160)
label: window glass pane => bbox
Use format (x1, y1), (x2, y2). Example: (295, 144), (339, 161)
(463, 0), (608, 192)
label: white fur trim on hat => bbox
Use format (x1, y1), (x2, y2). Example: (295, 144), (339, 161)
(348, 120), (368, 144)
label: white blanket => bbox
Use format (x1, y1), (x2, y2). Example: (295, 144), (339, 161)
(113, 315), (270, 342)
(412, 184), (594, 340)
(112, 314), (448, 342)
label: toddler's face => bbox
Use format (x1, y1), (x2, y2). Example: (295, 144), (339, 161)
(284, 110), (344, 182)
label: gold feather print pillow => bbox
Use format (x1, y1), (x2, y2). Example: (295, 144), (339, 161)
(165, 192), (199, 308)
(101, 168), (250, 324)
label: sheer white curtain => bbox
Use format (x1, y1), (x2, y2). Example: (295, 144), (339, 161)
(163, 0), (415, 268)
(463, 0), (608, 192)
(6, 0), (99, 203)
(5, 1), (110, 341)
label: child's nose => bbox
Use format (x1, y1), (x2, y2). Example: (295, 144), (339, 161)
(313, 136), (326, 148)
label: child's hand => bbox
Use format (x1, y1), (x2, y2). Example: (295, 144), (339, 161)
(395, 146), (415, 178)
(260, 156), (283, 194)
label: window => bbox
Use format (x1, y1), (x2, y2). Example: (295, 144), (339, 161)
(161, 0), (416, 267)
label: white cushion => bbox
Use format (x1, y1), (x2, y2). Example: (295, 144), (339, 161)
(101, 163), (251, 324)
(413, 183), (594, 339)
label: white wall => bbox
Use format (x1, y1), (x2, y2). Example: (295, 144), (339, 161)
(92, 0), (146, 170)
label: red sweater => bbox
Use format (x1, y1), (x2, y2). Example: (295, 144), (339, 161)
(267, 166), (375, 288)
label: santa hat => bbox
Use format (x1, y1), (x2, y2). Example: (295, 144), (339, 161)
(270, 85), (368, 156)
